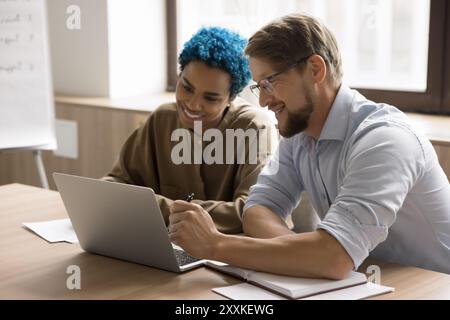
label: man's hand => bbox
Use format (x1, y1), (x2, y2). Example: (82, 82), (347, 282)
(169, 200), (223, 260)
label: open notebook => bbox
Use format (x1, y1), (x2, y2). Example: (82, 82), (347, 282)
(205, 260), (369, 299)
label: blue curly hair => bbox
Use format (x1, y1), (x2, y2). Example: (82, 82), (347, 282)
(179, 27), (252, 99)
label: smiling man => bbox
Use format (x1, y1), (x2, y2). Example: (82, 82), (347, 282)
(169, 14), (450, 278)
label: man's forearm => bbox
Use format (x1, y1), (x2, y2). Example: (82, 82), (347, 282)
(242, 205), (294, 238)
(211, 230), (354, 280)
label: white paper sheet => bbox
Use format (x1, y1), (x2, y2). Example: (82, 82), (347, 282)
(213, 282), (394, 300)
(213, 283), (286, 300)
(301, 282), (395, 300)
(23, 218), (78, 244)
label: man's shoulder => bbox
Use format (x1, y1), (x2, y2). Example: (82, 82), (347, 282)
(348, 106), (428, 164)
(354, 105), (416, 138)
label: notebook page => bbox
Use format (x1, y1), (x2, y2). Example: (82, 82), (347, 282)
(205, 260), (254, 280)
(301, 282), (394, 300)
(213, 282), (393, 300)
(248, 270), (367, 299)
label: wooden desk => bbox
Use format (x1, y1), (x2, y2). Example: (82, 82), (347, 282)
(1, 184), (449, 300)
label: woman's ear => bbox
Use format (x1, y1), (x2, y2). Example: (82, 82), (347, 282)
(308, 55), (327, 84)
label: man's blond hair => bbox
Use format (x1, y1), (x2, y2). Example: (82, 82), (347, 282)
(245, 14), (343, 86)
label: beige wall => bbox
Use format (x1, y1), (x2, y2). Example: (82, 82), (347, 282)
(47, 0), (110, 96)
(0, 102), (149, 190)
(47, 0), (167, 97)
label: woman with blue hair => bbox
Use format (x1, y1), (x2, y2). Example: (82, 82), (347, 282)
(103, 27), (276, 233)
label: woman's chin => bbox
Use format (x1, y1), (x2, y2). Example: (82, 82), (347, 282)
(176, 109), (193, 128)
(178, 105), (203, 126)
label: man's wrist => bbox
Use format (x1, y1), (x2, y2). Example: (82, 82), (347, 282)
(209, 232), (228, 261)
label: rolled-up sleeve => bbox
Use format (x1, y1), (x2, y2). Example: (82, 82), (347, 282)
(243, 138), (304, 220)
(318, 122), (426, 269)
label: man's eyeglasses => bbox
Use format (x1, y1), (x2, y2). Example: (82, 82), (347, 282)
(249, 55), (311, 99)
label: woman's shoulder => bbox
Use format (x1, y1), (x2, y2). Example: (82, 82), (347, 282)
(229, 97), (275, 130)
(139, 102), (180, 132)
(152, 102), (178, 115)
(147, 102), (179, 122)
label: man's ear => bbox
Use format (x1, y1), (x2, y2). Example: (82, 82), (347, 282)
(308, 54), (327, 84)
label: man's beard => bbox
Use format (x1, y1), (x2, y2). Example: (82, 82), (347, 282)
(279, 94), (314, 138)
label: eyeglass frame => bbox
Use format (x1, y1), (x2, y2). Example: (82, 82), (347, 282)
(249, 55), (312, 98)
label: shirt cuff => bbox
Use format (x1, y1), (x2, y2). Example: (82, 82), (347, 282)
(317, 204), (389, 269)
(243, 186), (295, 220)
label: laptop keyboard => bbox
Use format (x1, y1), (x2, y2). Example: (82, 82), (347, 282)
(173, 248), (201, 266)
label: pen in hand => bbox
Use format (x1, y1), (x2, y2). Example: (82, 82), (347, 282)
(168, 193), (195, 233)
(185, 193), (195, 202)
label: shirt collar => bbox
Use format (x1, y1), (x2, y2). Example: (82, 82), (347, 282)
(317, 84), (355, 142)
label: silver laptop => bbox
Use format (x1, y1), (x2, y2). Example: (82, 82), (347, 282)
(53, 172), (205, 272)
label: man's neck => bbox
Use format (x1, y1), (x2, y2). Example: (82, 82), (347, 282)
(305, 84), (341, 140)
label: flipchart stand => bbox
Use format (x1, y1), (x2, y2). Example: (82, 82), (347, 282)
(1, 147), (49, 189)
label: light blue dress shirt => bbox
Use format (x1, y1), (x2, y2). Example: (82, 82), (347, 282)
(244, 85), (450, 274)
